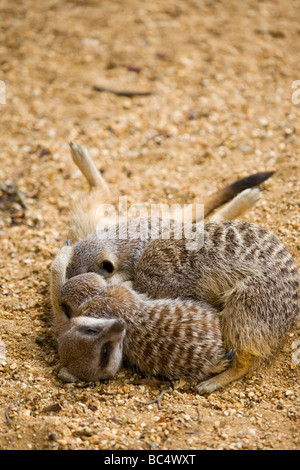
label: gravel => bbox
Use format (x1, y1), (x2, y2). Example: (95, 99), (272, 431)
(0, 0), (299, 450)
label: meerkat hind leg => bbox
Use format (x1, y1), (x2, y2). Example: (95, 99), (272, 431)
(196, 352), (253, 394)
(69, 142), (109, 192)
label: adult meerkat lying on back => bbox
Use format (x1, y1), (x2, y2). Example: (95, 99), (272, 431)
(67, 142), (274, 241)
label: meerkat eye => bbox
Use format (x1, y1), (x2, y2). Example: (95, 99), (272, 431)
(99, 260), (114, 275)
(61, 302), (72, 319)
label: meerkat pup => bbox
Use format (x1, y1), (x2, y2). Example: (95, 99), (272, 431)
(64, 220), (300, 393)
(53, 244), (235, 384)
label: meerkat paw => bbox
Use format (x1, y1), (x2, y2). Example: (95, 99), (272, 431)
(195, 352), (253, 394)
(69, 142), (88, 165)
(219, 349), (236, 369)
(54, 240), (73, 262)
(195, 377), (223, 395)
(235, 187), (261, 210)
(209, 349), (236, 375)
(195, 350), (236, 394)
(51, 240), (74, 276)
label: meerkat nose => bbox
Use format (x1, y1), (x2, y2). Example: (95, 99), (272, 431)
(109, 319), (126, 334)
(118, 320), (126, 329)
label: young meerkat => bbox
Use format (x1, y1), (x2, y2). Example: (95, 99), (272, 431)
(54, 244), (235, 385)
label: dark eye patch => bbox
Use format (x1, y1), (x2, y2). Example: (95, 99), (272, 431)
(61, 302), (72, 319)
(100, 342), (112, 369)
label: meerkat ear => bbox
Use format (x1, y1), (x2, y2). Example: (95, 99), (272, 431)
(97, 252), (118, 278)
(99, 260), (115, 274)
(60, 302), (72, 319)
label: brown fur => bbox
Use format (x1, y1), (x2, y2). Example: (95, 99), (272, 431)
(132, 220), (300, 392)
(51, 142), (282, 392)
(65, 220), (300, 393)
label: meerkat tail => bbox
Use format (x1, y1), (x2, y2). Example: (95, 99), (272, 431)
(171, 171), (274, 223)
(209, 188), (261, 221)
(202, 171), (274, 219)
(69, 142), (110, 192)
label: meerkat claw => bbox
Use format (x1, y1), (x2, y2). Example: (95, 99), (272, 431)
(223, 349), (236, 367)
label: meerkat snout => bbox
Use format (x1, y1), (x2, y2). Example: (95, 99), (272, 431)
(58, 317), (126, 382)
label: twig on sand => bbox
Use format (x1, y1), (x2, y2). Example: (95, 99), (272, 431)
(139, 388), (172, 410)
(5, 406), (12, 425)
(93, 85), (153, 97)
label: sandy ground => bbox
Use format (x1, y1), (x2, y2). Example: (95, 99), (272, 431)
(0, 0), (299, 450)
